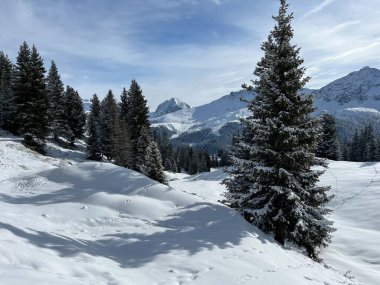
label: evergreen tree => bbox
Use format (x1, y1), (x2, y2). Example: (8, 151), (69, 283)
(142, 140), (168, 184)
(0, 52), (13, 130)
(136, 126), (167, 183)
(86, 94), (102, 160)
(376, 139), (380, 161)
(12, 42), (32, 135)
(65, 86), (86, 145)
(99, 90), (118, 160)
(114, 117), (134, 168)
(46, 61), (69, 140)
(126, 79), (151, 166)
(119, 87), (130, 121)
(350, 130), (359, 161)
(316, 113), (341, 160)
(12, 44), (49, 150)
(223, 0), (334, 259)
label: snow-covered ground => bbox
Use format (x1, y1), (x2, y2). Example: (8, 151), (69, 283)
(0, 132), (377, 284)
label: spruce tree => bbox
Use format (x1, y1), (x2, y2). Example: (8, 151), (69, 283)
(47, 61), (69, 140)
(26, 45), (49, 142)
(136, 126), (167, 183)
(119, 87), (130, 121)
(316, 113), (341, 160)
(223, 0), (334, 259)
(350, 130), (359, 161)
(13, 44), (49, 150)
(65, 86), (86, 145)
(0, 52), (13, 130)
(114, 117), (134, 168)
(99, 90), (118, 160)
(12, 42), (32, 135)
(126, 79), (151, 166)
(142, 140), (168, 184)
(86, 94), (102, 160)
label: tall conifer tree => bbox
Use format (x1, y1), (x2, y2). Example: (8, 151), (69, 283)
(13, 44), (49, 149)
(65, 86), (86, 145)
(47, 61), (69, 140)
(12, 41), (32, 135)
(126, 79), (150, 166)
(316, 113), (341, 160)
(99, 90), (118, 160)
(86, 94), (102, 160)
(223, 0), (334, 259)
(0, 52), (13, 130)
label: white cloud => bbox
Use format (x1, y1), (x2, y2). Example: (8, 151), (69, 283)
(301, 0), (336, 19)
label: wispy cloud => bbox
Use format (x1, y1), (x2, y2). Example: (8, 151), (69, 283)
(301, 0), (336, 19)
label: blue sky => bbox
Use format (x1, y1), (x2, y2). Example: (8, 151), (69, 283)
(1, 0), (380, 109)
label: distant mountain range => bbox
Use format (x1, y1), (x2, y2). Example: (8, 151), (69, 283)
(150, 66), (380, 152)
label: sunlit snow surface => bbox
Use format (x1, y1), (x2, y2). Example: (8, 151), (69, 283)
(0, 131), (377, 284)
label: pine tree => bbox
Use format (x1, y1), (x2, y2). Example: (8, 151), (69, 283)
(0, 52), (13, 130)
(142, 140), (168, 184)
(99, 90), (118, 160)
(376, 139), (380, 161)
(126, 79), (151, 166)
(12, 42), (32, 135)
(13, 44), (49, 150)
(350, 130), (359, 161)
(47, 61), (69, 140)
(114, 117), (134, 168)
(136, 126), (167, 183)
(119, 87), (130, 121)
(86, 94), (102, 160)
(223, 0), (334, 259)
(65, 86), (86, 145)
(316, 113), (341, 160)
(26, 45), (49, 142)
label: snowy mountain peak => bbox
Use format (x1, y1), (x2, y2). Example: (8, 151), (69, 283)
(315, 66), (380, 104)
(152, 97), (190, 117)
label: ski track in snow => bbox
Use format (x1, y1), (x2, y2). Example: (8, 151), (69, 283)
(0, 134), (376, 284)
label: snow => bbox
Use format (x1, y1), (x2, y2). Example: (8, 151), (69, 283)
(151, 98), (191, 118)
(150, 90), (251, 136)
(0, 131), (376, 284)
(150, 68), (380, 140)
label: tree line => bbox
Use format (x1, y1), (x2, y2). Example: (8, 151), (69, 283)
(0, 43), (86, 150)
(316, 113), (380, 162)
(86, 81), (167, 184)
(0, 42), (221, 184)
(153, 127), (230, 175)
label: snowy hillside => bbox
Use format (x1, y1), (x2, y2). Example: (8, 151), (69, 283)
(0, 133), (359, 285)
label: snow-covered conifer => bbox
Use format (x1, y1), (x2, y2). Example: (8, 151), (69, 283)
(46, 61), (69, 140)
(99, 90), (118, 160)
(223, 0), (334, 259)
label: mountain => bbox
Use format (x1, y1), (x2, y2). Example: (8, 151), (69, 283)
(314, 66), (380, 104)
(151, 98), (190, 118)
(82, 98), (91, 113)
(151, 67), (380, 152)
(151, 90), (251, 134)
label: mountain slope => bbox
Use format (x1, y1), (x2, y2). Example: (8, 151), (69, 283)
(0, 132), (354, 285)
(150, 90), (251, 135)
(151, 67), (380, 151)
